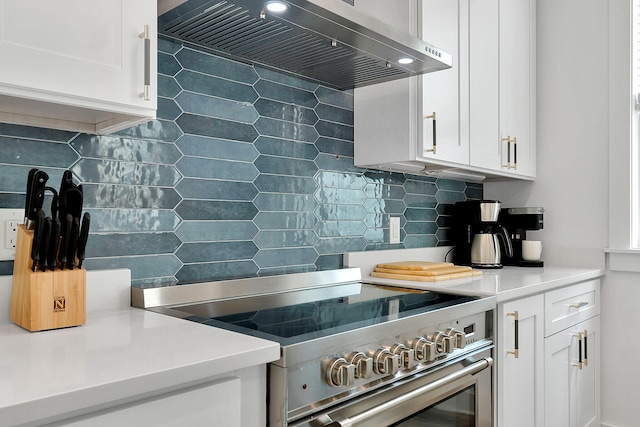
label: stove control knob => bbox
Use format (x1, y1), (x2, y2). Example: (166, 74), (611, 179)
(445, 327), (467, 349)
(324, 357), (355, 387)
(408, 337), (437, 362)
(346, 352), (373, 379)
(390, 343), (415, 369)
(372, 349), (399, 376)
(431, 331), (454, 354)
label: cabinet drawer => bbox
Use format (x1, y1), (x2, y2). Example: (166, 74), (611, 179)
(544, 279), (600, 337)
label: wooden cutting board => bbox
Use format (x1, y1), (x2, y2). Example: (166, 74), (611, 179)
(370, 270), (482, 282)
(374, 265), (473, 276)
(375, 261), (453, 271)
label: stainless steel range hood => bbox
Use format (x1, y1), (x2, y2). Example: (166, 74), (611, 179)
(158, 0), (452, 90)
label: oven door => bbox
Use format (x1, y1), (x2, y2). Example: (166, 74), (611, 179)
(293, 349), (493, 427)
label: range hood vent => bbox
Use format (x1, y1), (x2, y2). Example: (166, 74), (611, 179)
(158, 0), (452, 90)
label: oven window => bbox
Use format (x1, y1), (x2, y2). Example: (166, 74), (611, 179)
(391, 386), (475, 427)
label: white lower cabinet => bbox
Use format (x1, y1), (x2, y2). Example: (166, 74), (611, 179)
(497, 294), (544, 427)
(497, 279), (601, 427)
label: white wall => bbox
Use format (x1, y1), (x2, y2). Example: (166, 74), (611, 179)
(487, 1), (640, 426)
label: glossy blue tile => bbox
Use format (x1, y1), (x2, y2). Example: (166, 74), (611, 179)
(85, 208), (181, 232)
(158, 75), (182, 98)
(177, 241), (258, 263)
(315, 236), (366, 254)
(158, 36), (182, 55)
(0, 123), (76, 142)
(254, 79), (318, 108)
(314, 153), (361, 173)
(253, 193), (317, 212)
(176, 179), (258, 201)
(176, 92), (258, 123)
(177, 114), (258, 142)
(436, 190), (467, 204)
(315, 86), (354, 110)
(73, 159), (181, 187)
(315, 204), (367, 221)
(405, 179), (437, 196)
(176, 200), (258, 221)
(0, 136), (78, 167)
(177, 48), (258, 84)
(255, 67), (320, 91)
(254, 117), (318, 143)
(254, 137), (318, 160)
(364, 213), (385, 228)
(364, 171), (406, 185)
(83, 184), (180, 209)
(254, 211), (318, 230)
(315, 171), (366, 190)
(85, 254), (182, 280)
(85, 233), (181, 257)
(314, 187), (366, 205)
(254, 247), (318, 268)
(176, 221), (258, 242)
(436, 178), (467, 191)
(176, 156), (258, 181)
(315, 254), (343, 270)
(0, 193), (26, 209)
(0, 165), (39, 193)
(254, 156), (318, 177)
(404, 235), (438, 248)
(176, 261), (259, 283)
(113, 119), (182, 143)
(254, 230), (318, 249)
(176, 135), (258, 162)
(404, 194), (437, 209)
(315, 221), (367, 237)
(315, 103), (354, 126)
(404, 222), (438, 235)
(254, 175), (317, 194)
(363, 198), (405, 214)
(315, 137), (354, 157)
(157, 97), (183, 121)
(158, 52), (182, 76)
(315, 120), (354, 141)
(404, 208), (438, 222)
(177, 70), (258, 103)
(254, 99), (318, 125)
(72, 134), (181, 163)
(465, 184), (483, 200)
(364, 183), (405, 200)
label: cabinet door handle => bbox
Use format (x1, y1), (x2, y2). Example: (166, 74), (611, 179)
(568, 301), (589, 309)
(513, 137), (517, 170)
(140, 24), (151, 101)
(425, 112), (437, 155)
(572, 331), (583, 370)
(507, 311), (519, 358)
(583, 330), (588, 367)
(502, 136), (516, 169)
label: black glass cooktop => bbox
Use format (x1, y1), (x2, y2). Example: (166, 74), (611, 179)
(179, 283), (476, 346)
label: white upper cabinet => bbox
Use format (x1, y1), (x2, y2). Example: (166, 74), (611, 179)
(354, 0), (536, 181)
(0, 0), (157, 135)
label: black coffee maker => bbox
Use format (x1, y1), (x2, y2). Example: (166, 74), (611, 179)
(499, 207), (545, 267)
(452, 200), (513, 268)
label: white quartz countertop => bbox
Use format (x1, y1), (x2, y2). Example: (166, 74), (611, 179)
(0, 271), (280, 426)
(362, 265), (605, 302)
(345, 247), (605, 303)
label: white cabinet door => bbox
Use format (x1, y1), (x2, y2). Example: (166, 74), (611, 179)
(0, 0), (157, 134)
(420, 0), (469, 164)
(544, 316), (600, 427)
(498, 294), (545, 427)
(498, 0), (536, 177)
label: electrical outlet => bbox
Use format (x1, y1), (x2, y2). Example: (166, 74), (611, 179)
(0, 209), (24, 260)
(390, 216), (401, 244)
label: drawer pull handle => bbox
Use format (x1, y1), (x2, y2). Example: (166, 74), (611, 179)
(583, 330), (588, 366)
(507, 311), (519, 358)
(425, 112), (437, 155)
(568, 301), (589, 309)
(572, 331), (583, 370)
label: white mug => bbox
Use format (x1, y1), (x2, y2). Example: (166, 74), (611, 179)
(522, 240), (543, 261)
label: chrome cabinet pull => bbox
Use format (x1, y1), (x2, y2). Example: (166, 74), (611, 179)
(140, 24), (151, 101)
(507, 311), (519, 358)
(568, 301), (589, 309)
(425, 112), (437, 154)
(324, 357), (493, 427)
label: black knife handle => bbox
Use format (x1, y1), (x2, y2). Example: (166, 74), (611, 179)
(58, 214), (73, 269)
(66, 217), (80, 269)
(48, 217), (61, 271)
(27, 171), (49, 229)
(77, 212), (90, 269)
(24, 168), (38, 225)
(39, 217), (52, 272)
(31, 210), (45, 272)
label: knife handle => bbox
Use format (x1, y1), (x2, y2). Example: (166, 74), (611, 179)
(24, 168), (38, 225)
(48, 217), (61, 271)
(77, 212), (90, 269)
(31, 210), (45, 272)
(58, 214), (73, 269)
(66, 217), (80, 270)
(39, 217), (52, 272)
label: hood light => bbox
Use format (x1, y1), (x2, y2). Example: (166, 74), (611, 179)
(397, 57), (415, 65)
(265, 1), (289, 12)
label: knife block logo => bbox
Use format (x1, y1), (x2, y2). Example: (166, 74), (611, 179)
(53, 296), (66, 312)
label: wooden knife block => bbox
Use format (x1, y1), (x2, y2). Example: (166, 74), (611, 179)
(10, 224), (86, 332)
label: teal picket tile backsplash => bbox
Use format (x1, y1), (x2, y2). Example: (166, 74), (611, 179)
(0, 37), (483, 284)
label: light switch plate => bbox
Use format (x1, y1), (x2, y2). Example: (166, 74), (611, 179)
(390, 216), (400, 244)
(0, 209), (24, 260)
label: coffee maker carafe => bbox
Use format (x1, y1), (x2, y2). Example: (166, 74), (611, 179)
(452, 200), (513, 268)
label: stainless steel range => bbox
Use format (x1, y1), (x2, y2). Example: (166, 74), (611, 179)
(132, 268), (495, 426)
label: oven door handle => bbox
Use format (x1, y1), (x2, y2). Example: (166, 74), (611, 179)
(324, 357), (493, 427)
